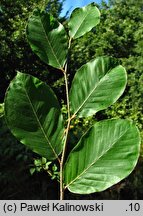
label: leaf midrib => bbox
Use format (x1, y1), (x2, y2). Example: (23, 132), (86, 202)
(40, 16), (62, 69)
(65, 126), (130, 189)
(70, 8), (90, 38)
(73, 68), (112, 116)
(24, 86), (59, 159)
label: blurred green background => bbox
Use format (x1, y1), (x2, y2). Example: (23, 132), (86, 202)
(0, 0), (143, 199)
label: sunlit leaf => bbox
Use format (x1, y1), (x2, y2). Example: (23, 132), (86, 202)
(27, 9), (68, 69)
(70, 57), (127, 117)
(68, 3), (100, 39)
(64, 119), (141, 194)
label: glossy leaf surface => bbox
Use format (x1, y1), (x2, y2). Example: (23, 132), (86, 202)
(27, 9), (68, 69)
(69, 57), (127, 117)
(64, 119), (140, 194)
(4, 72), (64, 160)
(68, 3), (100, 39)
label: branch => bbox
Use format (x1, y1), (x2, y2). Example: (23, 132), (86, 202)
(60, 37), (72, 200)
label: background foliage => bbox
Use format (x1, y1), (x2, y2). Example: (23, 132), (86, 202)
(0, 0), (142, 199)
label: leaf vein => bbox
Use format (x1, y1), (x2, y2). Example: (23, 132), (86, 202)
(71, 10), (89, 38)
(24, 87), (59, 159)
(40, 17), (62, 69)
(73, 72), (109, 115)
(65, 127), (130, 188)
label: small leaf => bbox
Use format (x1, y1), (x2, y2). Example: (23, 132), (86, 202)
(68, 3), (100, 39)
(46, 161), (52, 166)
(64, 119), (140, 194)
(34, 159), (42, 167)
(30, 168), (36, 175)
(41, 157), (47, 165)
(69, 57), (127, 117)
(36, 167), (42, 172)
(51, 175), (56, 180)
(52, 164), (58, 172)
(45, 162), (52, 170)
(4, 72), (64, 160)
(27, 9), (68, 69)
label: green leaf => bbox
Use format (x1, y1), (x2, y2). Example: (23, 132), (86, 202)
(64, 119), (140, 194)
(0, 103), (4, 118)
(30, 168), (36, 175)
(41, 157), (47, 165)
(69, 57), (127, 117)
(27, 9), (68, 69)
(45, 161), (52, 170)
(52, 164), (58, 172)
(68, 3), (100, 39)
(4, 72), (64, 160)
(36, 167), (42, 172)
(34, 159), (42, 167)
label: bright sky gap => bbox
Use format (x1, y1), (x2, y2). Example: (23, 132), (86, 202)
(60, 0), (108, 17)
